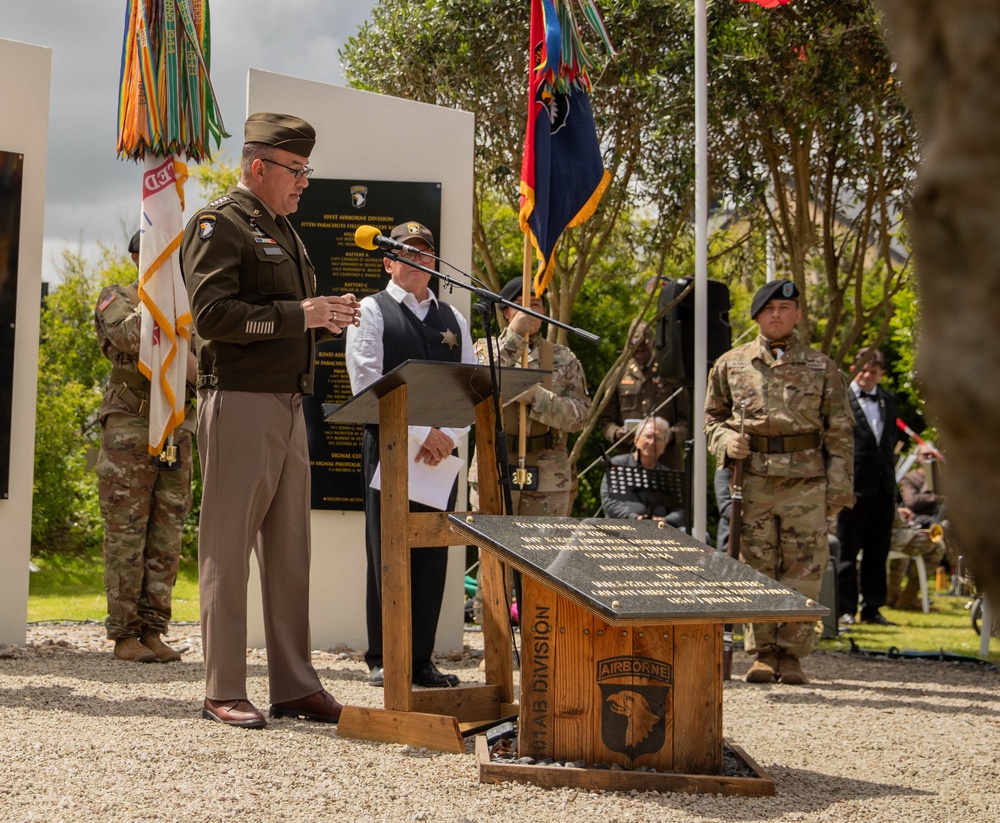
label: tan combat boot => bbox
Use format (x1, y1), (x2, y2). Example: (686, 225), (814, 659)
(141, 632), (182, 663)
(114, 636), (156, 663)
(777, 653), (809, 685)
(745, 652), (778, 683)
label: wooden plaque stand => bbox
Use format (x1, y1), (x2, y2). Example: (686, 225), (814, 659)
(324, 361), (543, 753)
(451, 515), (829, 795)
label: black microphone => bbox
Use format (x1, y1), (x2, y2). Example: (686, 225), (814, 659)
(354, 225), (423, 255)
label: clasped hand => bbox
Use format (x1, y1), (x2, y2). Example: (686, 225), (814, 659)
(416, 428), (454, 467)
(302, 294), (361, 333)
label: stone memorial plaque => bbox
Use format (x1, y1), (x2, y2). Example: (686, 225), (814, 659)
(451, 514), (828, 624)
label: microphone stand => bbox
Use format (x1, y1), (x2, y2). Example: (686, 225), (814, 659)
(381, 249), (600, 665)
(381, 247), (600, 516)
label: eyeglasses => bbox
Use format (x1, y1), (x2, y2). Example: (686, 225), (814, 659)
(397, 248), (434, 264)
(263, 158), (314, 179)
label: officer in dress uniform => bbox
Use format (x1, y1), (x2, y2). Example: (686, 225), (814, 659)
(183, 112), (361, 728)
(94, 230), (197, 664)
(704, 280), (854, 685)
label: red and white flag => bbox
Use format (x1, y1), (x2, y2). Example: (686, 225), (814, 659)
(137, 155), (192, 455)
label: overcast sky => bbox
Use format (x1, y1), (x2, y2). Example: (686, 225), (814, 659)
(2, 0), (378, 283)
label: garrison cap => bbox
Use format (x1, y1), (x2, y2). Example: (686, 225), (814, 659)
(390, 221), (435, 250)
(751, 279), (800, 319)
(244, 112), (316, 156)
(127, 231), (141, 255)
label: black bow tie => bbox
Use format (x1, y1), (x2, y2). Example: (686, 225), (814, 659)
(860, 390), (878, 400)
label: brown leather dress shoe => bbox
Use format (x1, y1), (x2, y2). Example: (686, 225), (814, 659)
(269, 689), (342, 723)
(202, 698), (267, 729)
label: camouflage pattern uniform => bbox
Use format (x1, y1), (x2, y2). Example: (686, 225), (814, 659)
(887, 511), (946, 609)
(95, 283), (195, 640)
(468, 327), (590, 516)
(705, 332), (854, 657)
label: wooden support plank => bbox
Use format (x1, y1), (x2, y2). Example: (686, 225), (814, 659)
(379, 386), (413, 713)
(338, 706), (465, 754)
(473, 399), (503, 515)
(629, 623), (674, 772)
(476, 736), (775, 796)
(552, 591), (595, 764)
(518, 574), (559, 762)
(409, 684), (502, 723)
(409, 511), (456, 547)
(470, 399), (516, 705)
(672, 623), (722, 775)
(479, 549), (515, 703)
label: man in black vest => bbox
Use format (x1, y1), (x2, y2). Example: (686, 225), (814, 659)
(345, 221), (478, 688)
(836, 347), (900, 626)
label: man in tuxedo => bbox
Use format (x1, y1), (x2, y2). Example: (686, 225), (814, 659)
(837, 347), (900, 626)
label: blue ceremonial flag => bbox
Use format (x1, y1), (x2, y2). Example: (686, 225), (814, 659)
(519, 0), (612, 297)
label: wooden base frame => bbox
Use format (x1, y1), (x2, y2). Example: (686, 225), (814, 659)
(475, 736), (775, 796)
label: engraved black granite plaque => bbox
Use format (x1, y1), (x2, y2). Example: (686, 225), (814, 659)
(450, 514), (828, 623)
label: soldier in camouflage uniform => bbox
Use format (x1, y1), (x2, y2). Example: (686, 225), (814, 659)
(94, 231), (196, 663)
(599, 317), (689, 471)
(705, 279), (854, 685)
(468, 278), (590, 516)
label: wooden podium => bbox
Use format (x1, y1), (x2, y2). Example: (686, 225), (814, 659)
(324, 360), (543, 753)
(449, 515), (829, 795)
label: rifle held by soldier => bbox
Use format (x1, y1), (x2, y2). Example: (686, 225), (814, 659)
(723, 400), (746, 681)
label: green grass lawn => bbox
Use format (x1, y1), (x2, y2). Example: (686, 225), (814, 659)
(26, 555), (1000, 664)
(816, 594), (999, 664)
(28, 554), (200, 624)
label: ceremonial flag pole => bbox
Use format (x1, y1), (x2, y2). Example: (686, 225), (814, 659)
(518, 0), (614, 301)
(117, 0), (227, 457)
(514, 0), (614, 491)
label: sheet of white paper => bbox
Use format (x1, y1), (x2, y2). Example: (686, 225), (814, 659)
(370, 436), (464, 511)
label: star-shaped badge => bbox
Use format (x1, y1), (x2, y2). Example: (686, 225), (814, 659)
(441, 329), (459, 350)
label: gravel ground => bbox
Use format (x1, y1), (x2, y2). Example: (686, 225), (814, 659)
(1, 623), (998, 823)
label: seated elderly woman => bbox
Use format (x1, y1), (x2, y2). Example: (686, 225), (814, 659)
(600, 416), (686, 528)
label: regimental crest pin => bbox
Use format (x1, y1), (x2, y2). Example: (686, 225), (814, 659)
(351, 185), (368, 209)
(597, 656), (671, 760)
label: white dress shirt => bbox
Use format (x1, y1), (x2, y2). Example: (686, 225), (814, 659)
(852, 381), (883, 444)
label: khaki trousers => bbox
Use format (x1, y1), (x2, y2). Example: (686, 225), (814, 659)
(197, 389), (322, 703)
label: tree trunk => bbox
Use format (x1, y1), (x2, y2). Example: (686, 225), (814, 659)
(878, 0), (1000, 605)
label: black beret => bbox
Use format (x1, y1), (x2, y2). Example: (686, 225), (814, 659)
(244, 112), (316, 156)
(499, 278), (539, 304)
(750, 279), (799, 319)
(128, 231), (141, 255)
(390, 221), (435, 250)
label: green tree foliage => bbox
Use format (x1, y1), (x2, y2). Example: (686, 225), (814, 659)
(341, 0), (696, 331)
(190, 150), (239, 202)
(709, 0), (917, 363)
(340, 0), (923, 521)
(32, 249), (132, 555)
(32, 247), (206, 559)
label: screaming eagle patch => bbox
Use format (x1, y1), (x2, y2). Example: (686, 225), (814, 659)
(198, 216), (216, 240)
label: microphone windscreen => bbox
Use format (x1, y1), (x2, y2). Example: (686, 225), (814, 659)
(354, 225), (382, 251)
